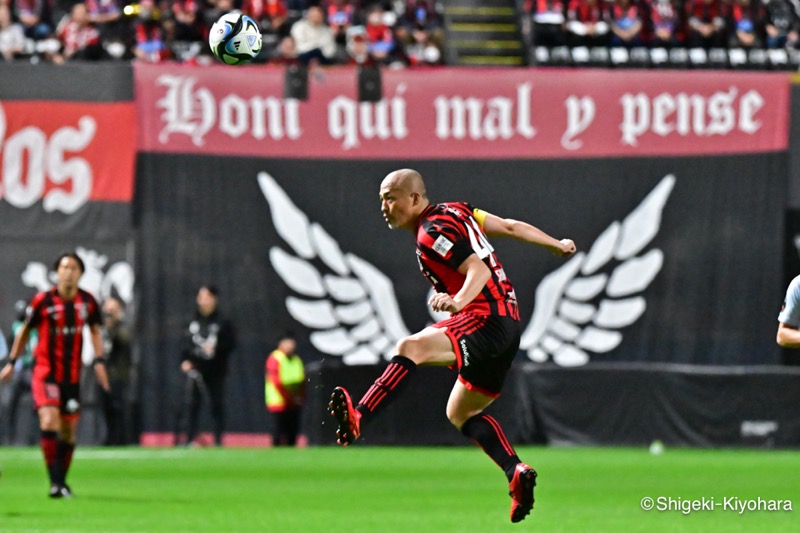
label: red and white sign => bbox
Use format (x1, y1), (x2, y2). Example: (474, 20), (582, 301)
(0, 101), (136, 212)
(135, 63), (789, 159)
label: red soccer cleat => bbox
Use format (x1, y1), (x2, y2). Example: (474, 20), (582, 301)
(509, 463), (537, 523)
(328, 387), (361, 446)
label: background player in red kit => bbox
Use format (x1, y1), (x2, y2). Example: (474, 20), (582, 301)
(329, 169), (576, 523)
(1, 252), (110, 498)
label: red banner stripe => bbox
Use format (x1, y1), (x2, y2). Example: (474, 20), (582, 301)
(1, 101), (136, 203)
(134, 64), (789, 160)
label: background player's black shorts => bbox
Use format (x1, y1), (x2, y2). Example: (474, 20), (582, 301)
(32, 376), (81, 417)
(436, 313), (521, 398)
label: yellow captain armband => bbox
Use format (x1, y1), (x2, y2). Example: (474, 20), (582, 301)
(472, 208), (488, 229)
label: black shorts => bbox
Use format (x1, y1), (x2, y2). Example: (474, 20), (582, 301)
(32, 376), (81, 418)
(436, 313), (521, 397)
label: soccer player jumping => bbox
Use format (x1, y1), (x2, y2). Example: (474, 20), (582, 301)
(0, 252), (110, 498)
(329, 169), (576, 523)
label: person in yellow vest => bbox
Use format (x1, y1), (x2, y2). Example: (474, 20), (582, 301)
(265, 334), (306, 446)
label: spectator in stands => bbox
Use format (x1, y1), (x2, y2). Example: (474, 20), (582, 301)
(396, 0), (442, 44)
(609, 0), (643, 47)
(685, 0), (728, 49)
(203, 0), (235, 31)
(764, 0), (800, 49)
(324, 0), (357, 50)
(0, 3), (26, 60)
(565, 0), (610, 48)
(85, 0), (122, 42)
(290, 4), (337, 64)
(271, 33), (299, 63)
(528, 0), (568, 47)
(132, 1), (173, 62)
(53, 2), (104, 62)
(14, 0), (55, 40)
(345, 25), (376, 65)
(170, 0), (205, 43)
(649, 0), (682, 48)
(728, 0), (766, 49)
(364, 3), (398, 65)
(398, 0), (440, 29)
(400, 21), (440, 65)
(285, 0), (308, 14)
(244, 0), (290, 57)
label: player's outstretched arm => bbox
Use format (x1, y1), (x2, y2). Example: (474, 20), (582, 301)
(481, 212), (576, 256)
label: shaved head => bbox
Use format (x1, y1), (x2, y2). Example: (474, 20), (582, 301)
(379, 168), (430, 231)
(381, 168), (427, 198)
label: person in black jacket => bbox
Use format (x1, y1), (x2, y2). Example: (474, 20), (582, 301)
(176, 285), (236, 447)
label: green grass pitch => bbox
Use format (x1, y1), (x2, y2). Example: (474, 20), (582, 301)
(0, 445), (798, 532)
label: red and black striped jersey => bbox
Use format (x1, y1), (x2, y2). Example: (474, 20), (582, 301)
(25, 288), (101, 385)
(415, 202), (520, 320)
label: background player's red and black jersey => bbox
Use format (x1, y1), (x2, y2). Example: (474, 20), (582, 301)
(416, 202), (520, 319)
(25, 288), (101, 385)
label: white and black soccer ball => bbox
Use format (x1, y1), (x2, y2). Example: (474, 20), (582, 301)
(209, 12), (262, 65)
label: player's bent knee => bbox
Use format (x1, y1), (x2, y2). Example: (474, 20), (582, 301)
(396, 336), (425, 363)
(445, 407), (469, 430)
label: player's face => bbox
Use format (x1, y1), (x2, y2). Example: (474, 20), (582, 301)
(56, 257), (83, 289)
(379, 185), (416, 230)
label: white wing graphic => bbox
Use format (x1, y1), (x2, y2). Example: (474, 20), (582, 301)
(258, 172), (410, 365)
(520, 175), (675, 367)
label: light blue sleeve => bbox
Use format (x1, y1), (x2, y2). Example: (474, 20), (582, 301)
(778, 276), (800, 327)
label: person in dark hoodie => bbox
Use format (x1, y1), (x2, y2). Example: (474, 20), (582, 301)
(177, 284), (236, 447)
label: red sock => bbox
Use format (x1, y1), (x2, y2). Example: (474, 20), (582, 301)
(357, 356), (416, 424)
(40, 430), (62, 484)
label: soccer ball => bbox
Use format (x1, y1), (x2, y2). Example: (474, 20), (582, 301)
(209, 12), (262, 65)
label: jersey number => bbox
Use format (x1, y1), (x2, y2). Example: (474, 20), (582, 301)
(464, 218), (495, 262)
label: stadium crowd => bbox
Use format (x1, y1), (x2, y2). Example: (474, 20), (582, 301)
(0, 0), (444, 65)
(525, 0), (800, 52)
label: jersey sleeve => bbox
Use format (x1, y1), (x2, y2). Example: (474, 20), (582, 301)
(419, 219), (474, 269)
(778, 275), (800, 327)
(23, 293), (46, 329)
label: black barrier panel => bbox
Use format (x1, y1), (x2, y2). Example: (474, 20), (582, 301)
(305, 361), (800, 447)
(0, 207), (133, 330)
(0, 202), (131, 240)
(134, 153), (787, 433)
(0, 63), (134, 102)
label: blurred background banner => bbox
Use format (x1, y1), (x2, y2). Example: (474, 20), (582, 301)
(1, 63), (796, 444)
(134, 63), (790, 159)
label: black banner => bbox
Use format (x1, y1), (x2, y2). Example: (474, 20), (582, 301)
(0, 63), (133, 102)
(134, 152), (787, 433)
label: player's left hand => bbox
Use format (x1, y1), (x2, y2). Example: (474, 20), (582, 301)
(429, 292), (460, 314)
(553, 239), (576, 257)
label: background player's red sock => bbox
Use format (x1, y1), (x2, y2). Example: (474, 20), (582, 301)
(461, 414), (521, 481)
(356, 356), (417, 424)
(57, 439), (75, 483)
(40, 430), (63, 485)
